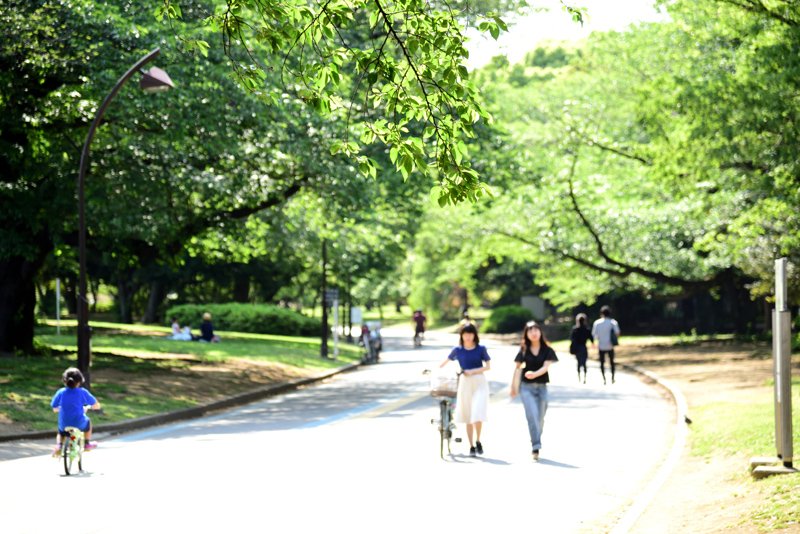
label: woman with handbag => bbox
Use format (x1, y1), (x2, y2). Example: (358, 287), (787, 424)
(569, 313), (594, 383)
(510, 321), (558, 461)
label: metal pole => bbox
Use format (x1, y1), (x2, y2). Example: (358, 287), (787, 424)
(56, 278), (61, 336)
(320, 239), (329, 358)
(77, 48), (162, 389)
(772, 258), (793, 468)
(333, 297), (339, 358)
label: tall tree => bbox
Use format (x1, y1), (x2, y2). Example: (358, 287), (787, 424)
(411, 0), (800, 317)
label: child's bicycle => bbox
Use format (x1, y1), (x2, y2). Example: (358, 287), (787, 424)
(413, 331), (423, 348)
(424, 370), (462, 458)
(58, 427), (86, 476)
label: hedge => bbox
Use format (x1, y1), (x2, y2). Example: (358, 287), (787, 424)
(483, 305), (533, 334)
(166, 303), (320, 337)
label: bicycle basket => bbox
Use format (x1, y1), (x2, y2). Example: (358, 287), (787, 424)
(430, 375), (458, 398)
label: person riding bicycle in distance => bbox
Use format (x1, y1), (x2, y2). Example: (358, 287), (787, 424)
(51, 367), (101, 455)
(439, 322), (491, 457)
(413, 309), (427, 339)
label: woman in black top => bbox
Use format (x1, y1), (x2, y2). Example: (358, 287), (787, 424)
(570, 313), (594, 384)
(510, 321), (558, 461)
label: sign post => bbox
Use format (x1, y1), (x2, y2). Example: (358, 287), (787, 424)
(772, 258), (793, 468)
(752, 258), (796, 478)
(325, 289), (340, 359)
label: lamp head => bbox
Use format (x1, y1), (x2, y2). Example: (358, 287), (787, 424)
(140, 66), (174, 93)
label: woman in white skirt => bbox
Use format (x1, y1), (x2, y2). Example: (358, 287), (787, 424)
(439, 322), (491, 457)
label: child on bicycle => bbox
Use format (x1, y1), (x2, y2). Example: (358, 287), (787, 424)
(51, 367), (101, 456)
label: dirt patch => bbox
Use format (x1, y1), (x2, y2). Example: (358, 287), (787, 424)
(95, 358), (314, 405)
(0, 413), (27, 436)
(617, 342), (799, 534)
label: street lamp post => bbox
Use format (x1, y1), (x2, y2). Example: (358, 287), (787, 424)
(77, 48), (174, 388)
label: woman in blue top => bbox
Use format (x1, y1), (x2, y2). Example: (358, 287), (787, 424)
(510, 321), (558, 461)
(51, 367), (101, 455)
(440, 322), (491, 457)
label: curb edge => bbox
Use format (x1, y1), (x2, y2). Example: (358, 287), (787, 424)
(609, 362), (691, 534)
(0, 362), (360, 443)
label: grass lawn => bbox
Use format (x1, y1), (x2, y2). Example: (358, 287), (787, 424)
(1, 321), (362, 433)
(620, 337), (798, 533)
(1, 353), (202, 431)
(690, 379), (800, 531)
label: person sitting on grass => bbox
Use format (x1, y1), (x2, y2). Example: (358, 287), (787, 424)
(168, 317), (194, 341)
(171, 316), (181, 336)
(198, 312), (220, 343)
(51, 367), (100, 455)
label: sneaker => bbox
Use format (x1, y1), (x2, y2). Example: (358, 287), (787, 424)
(532, 450), (540, 462)
(469, 446), (477, 457)
(52, 446), (62, 458)
(475, 441), (484, 455)
(84, 441), (98, 451)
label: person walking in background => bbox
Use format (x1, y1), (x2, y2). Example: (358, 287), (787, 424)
(570, 313), (594, 383)
(412, 309), (427, 347)
(510, 321), (558, 461)
(199, 312), (220, 343)
(592, 305), (620, 384)
(439, 322), (490, 457)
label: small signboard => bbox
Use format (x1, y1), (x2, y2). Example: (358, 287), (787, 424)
(325, 288), (339, 305)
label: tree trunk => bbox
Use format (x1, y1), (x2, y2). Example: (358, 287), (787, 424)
(143, 279), (164, 324)
(0, 256), (45, 355)
(116, 271), (136, 324)
(62, 275), (78, 315)
(90, 277), (100, 313)
(233, 270), (250, 303)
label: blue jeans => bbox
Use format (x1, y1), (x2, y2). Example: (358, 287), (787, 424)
(519, 382), (548, 451)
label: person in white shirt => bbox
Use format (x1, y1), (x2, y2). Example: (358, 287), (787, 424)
(591, 305), (621, 384)
(168, 317), (193, 341)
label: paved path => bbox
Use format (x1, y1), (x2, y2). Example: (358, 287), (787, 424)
(0, 327), (675, 533)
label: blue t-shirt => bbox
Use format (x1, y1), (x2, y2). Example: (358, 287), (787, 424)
(51, 387), (97, 432)
(448, 344), (491, 371)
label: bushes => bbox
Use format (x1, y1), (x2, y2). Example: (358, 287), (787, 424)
(483, 305), (532, 334)
(166, 303), (320, 336)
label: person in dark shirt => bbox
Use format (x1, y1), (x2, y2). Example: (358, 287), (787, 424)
(199, 312), (220, 343)
(570, 313), (594, 384)
(412, 310), (426, 347)
(510, 320), (558, 461)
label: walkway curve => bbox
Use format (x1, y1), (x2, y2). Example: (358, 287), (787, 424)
(610, 363), (691, 533)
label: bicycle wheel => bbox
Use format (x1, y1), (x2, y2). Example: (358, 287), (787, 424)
(446, 405), (454, 455)
(439, 400), (450, 459)
(62, 439), (75, 476)
(62, 433), (82, 476)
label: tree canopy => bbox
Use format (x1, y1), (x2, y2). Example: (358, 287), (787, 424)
(409, 0), (800, 320)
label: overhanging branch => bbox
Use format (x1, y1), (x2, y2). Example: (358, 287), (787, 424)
(564, 153), (717, 289)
